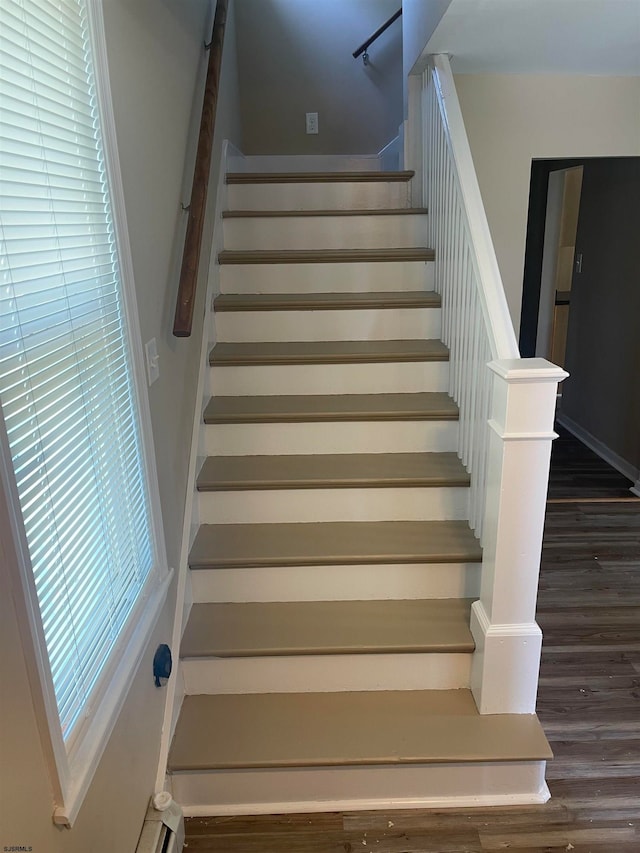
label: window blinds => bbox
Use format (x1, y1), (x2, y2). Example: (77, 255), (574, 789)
(0, 0), (153, 739)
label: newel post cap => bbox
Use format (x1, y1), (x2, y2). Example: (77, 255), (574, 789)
(488, 358), (569, 384)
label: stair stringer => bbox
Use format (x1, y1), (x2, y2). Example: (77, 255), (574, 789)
(154, 139), (241, 794)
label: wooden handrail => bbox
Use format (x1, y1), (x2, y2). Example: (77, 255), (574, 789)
(352, 8), (401, 60)
(173, 0), (228, 337)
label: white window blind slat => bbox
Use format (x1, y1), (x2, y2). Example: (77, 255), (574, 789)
(1, 180), (107, 206)
(0, 0), (154, 740)
(1, 333), (123, 403)
(0, 70), (97, 122)
(2, 166), (108, 193)
(2, 216), (112, 233)
(0, 273), (117, 306)
(0, 20), (85, 74)
(1, 135), (105, 173)
(3, 0), (86, 42)
(0, 100), (99, 148)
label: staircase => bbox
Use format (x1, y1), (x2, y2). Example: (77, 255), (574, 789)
(167, 168), (552, 815)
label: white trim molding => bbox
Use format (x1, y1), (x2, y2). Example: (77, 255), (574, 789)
(470, 601), (542, 714)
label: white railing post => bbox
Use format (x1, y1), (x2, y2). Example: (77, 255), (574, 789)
(470, 359), (568, 714)
(419, 53), (569, 718)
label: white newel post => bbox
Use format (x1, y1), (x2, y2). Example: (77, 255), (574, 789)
(471, 358), (568, 714)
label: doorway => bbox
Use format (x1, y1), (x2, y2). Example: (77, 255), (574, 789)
(535, 165), (583, 370)
(520, 156), (640, 494)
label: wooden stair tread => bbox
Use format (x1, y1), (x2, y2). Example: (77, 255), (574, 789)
(209, 339), (448, 366)
(218, 248), (435, 265)
(181, 599), (476, 658)
(222, 208), (428, 218)
(188, 520), (482, 569)
(168, 690), (552, 770)
(197, 452), (470, 491)
(226, 171), (415, 184)
(214, 290), (439, 311)
(203, 392), (458, 424)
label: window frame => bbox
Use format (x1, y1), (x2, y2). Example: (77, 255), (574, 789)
(0, 0), (171, 827)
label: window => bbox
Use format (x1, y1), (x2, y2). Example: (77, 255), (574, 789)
(0, 0), (169, 825)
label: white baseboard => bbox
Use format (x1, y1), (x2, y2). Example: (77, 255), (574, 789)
(556, 412), (639, 488)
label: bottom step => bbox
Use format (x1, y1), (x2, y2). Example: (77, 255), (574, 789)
(169, 690), (551, 815)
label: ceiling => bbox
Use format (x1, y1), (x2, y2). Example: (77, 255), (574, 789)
(425, 0), (640, 75)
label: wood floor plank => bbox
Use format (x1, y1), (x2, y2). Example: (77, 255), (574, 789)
(547, 426), (636, 499)
(479, 825), (638, 848)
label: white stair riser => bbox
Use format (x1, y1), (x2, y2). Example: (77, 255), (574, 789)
(182, 653), (471, 694)
(210, 362), (449, 396)
(173, 761), (549, 817)
(190, 562), (480, 603)
(223, 215), (429, 251)
(197, 486), (469, 524)
(215, 308), (442, 342)
(237, 156), (384, 173)
(227, 181), (412, 211)
(205, 420), (459, 456)
(220, 261), (434, 294)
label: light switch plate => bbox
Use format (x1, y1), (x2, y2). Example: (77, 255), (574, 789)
(145, 337), (160, 385)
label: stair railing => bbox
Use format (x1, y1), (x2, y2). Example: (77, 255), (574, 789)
(173, 0), (228, 338)
(417, 54), (567, 715)
(352, 8), (401, 66)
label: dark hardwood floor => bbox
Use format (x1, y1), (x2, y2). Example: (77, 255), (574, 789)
(185, 431), (640, 852)
(547, 425), (636, 501)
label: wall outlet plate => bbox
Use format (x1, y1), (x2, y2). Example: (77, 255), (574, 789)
(305, 112), (318, 134)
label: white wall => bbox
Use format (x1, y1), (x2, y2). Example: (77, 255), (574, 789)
(453, 74), (640, 327)
(0, 0), (242, 849)
(104, 0), (241, 574)
(402, 0), (451, 110)
(235, 0), (403, 155)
